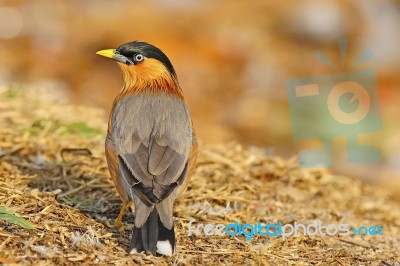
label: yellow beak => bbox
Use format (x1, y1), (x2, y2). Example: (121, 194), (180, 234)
(96, 49), (116, 59)
(96, 49), (134, 65)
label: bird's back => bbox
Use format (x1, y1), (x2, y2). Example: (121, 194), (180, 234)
(108, 90), (192, 224)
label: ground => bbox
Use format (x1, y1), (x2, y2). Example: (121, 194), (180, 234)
(0, 92), (399, 265)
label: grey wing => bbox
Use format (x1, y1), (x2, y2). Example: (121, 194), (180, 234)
(118, 134), (189, 204)
(111, 93), (192, 228)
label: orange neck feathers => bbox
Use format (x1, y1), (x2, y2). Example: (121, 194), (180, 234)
(117, 58), (184, 100)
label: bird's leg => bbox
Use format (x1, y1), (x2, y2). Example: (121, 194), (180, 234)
(114, 202), (127, 228)
(105, 202), (133, 233)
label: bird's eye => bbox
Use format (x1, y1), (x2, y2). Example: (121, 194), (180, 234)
(133, 54), (144, 62)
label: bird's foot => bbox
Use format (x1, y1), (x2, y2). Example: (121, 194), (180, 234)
(105, 219), (133, 234)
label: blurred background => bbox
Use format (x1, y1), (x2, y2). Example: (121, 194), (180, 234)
(0, 0), (399, 184)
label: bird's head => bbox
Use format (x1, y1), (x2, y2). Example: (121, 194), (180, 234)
(96, 41), (181, 97)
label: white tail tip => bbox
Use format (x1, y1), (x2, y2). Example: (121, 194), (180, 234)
(156, 240), (173, 256)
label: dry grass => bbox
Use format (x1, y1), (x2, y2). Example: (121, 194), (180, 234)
(0, 90), (399, 265)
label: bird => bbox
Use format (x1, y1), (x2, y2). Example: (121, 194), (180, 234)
(96, 41), (197, 256)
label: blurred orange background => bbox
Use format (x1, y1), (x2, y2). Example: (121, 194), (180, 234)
(0, 0), (399, 183)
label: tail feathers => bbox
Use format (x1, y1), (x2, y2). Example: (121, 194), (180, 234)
(157, 217), (175, 256)
(129, 208), (175, 256)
